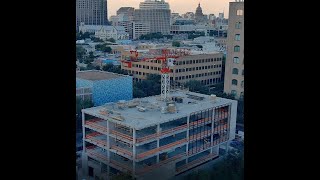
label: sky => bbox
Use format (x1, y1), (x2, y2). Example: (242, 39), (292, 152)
(108, 0), (233, 19)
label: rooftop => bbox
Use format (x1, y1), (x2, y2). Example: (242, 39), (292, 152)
(82, 90), (236, 130)
(76, 70), (127, 81)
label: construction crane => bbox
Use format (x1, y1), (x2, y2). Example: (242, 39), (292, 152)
(122, 48), (190, 101)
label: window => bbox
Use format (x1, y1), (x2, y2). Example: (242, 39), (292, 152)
(240, 92), (244, 99)
(234, 46), (240, 52)
(237, 9), (243, 16)
(241, 81), (244, 87)
(233, 57), (240, 64)
(175, 69), (178, 73)
(235, 34), (240, 41)
(232, 79), (238, 85)
(231, 90), (237, 96)
(236, 22), (241, 29)
(232, 68), (238, 75)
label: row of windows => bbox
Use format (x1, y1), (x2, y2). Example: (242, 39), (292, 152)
(232, 68), (244, 75)
(175, 64), (222, 73)
(231, 79), (244, 87)
(174, 71), (221, 80)
(176, 57), (222, 65)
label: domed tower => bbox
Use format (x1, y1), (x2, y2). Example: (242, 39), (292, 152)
(195, 3), (204, 22)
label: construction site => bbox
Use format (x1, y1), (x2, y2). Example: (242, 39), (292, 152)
(80, 89), (237, 180)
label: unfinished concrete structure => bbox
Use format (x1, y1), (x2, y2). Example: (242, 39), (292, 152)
(81, 90), (237, 180)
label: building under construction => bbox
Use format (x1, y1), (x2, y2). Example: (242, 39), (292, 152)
(80, 89), (237, 180)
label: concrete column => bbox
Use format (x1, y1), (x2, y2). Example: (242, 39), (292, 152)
(157, 124), (160, 163)
(186, 115), (190, 163)
(211, 108), (215, 153)
(133, 128), (136, 176)
(82, 112), (86, 153)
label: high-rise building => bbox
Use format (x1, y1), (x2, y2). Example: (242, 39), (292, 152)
(223, 0), (244, 99)
(133, 0), (171, 35)
(80, 90), (237, 180)
(76, 0), (108, 31)
(117, 7), (135, 21)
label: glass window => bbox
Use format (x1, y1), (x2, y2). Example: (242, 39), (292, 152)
(231, 90), (237, 96)
(232, 79), (238, 85)
(232, 68), (239, 75)
(236, 9), (243, 16)
(236, 22), (241, 29)
(234, 46), (240, 52)
(235, 34), (240, 41)
(241, 81), (244, 87)
(233, 57), (240, 64)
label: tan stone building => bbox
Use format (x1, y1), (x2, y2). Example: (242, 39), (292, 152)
(224, 0), (244, 99)
(121, 50), (224, 86)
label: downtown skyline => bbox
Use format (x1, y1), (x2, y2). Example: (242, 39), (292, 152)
(108, 0), (233, 18)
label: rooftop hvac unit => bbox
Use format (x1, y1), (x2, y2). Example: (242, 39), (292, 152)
(161, 106), (167, 114)
(137, 106), (147, 112)
(167, 104), (176, 113)
(210, 94), (217, 102)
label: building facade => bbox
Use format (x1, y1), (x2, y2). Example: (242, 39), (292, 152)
(133, 0), (171, 35)
(132, 22), (151, 40)
(76, 70), (133, 106)
(223, 0), (244, 99)
(79, 23), (129, 40)
(76, 0), (108, 31)
(80, 90), (237, 180)
(121, 50), (224, 86)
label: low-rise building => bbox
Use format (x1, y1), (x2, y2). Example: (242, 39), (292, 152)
(121, 48), (224, 86)
(79, 23), (129, 41)
(80, 90), (237, 180)
(76, 70), (133, 106)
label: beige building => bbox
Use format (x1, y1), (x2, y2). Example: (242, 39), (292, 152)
(132, 22), (151, 39)
(224, 0), (244, 99)
(133, 0), (171, 35)
(121, 50), (224, 86)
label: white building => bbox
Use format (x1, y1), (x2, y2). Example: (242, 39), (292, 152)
(134, 0), (171, 35)
(79, 23), (129, 41)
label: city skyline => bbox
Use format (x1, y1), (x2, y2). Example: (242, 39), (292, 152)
(108, 0), (233, 18)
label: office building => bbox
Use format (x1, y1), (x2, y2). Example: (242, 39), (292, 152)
(80, 90), (237, 180)
(121, 48), (224, 86)
(133, 0), (171, 35)
(76, 0), (108, 31)
(223, 0), (244, 99)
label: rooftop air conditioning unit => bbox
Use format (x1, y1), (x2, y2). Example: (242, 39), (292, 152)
(137, 106), (146, 112)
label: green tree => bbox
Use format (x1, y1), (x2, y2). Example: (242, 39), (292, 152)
(102, 63), (114, 71)
(89, 51), (95, 59)
(76, 46), (86, 62)
(133, 74), (161, 98)
(196, 45), (203, 49)
(172, 41), (181, 47)
(185, 80), (209, 94)
(107, 38), (116, 43)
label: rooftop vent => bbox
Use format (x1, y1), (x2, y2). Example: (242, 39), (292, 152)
(210, 94), (217, 102)
(137, 106), (147, 112)
(186, 93), (205, 101)
(167, 104), (177, 113)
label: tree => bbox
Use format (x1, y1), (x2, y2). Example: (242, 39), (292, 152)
(89, 51), (95, 59)
(76, 46), (86, 62)
(185, 80), (209, 94)
(133, 74), (161, 98)
(196, 45), (203, 49)
(172, 41), (181, 47)
(107, 38), (116, 43)
(102, 63), (114, 71)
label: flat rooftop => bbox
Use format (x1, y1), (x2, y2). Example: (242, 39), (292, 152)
(76, 70), (126, 81)
(82, 90), (236, 130)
